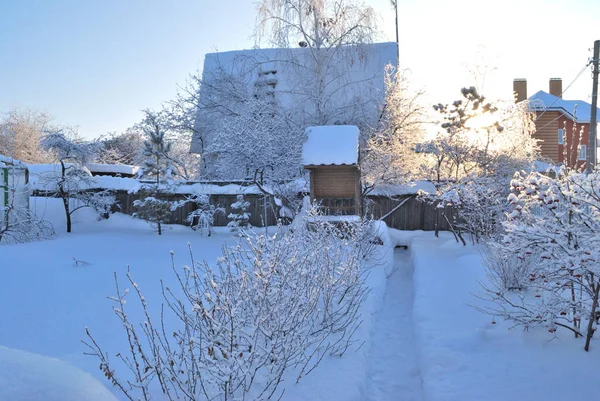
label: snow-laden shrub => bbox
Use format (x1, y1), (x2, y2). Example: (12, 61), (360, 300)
(477, 168), (600, 351)
(85, 215), (372, 400)
(0, 205), (54, 244)
(227, 194), (251, 233)
(185, 194), (225, 236)
(132, 195), (172, 233)
(429, 176), (509, 244)
(480, 243), (536, 292)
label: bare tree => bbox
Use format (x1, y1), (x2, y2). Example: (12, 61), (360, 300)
(255, 0), (381, 126)
(256, 0), (377, 50)
(361, 65), (427, 197)
(419, 88), (539, 243)
(0, 108), (53, 163)
(95, 129), (145, 166)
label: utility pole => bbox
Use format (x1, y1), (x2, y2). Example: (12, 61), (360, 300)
(390, 0), (399, 67)
(587, 40), (599, 173)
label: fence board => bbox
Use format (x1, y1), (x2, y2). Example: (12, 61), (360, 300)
(35, 189), (455, 231)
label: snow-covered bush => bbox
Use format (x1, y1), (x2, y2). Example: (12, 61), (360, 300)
(480, 242), (536, 292)
(132, 195), (172, 231)
(478, 168), (600, 351)
(227, 194), (251, 233)
(85, 215), (372, 400)
(40, 132), (116, 233)
(427, 176), (508, 244)
(185, 194), (225, 236)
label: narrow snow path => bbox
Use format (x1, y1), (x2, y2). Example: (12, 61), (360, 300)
(365, 247), (423, 401)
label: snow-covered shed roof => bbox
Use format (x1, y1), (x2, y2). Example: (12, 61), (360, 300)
(302, 125), (359, 166)
(85, 163), (139, 177)
(528, 90), (600, 124)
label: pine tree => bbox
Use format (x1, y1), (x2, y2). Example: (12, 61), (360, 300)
(227, 194), (251, 234)
(133, 111), (177, 235)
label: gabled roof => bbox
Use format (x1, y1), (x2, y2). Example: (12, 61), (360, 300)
(528, 90), (599, 124)
(302, 125), (359, 166)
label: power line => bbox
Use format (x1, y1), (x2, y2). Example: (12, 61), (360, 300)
(535, 113), (563, 132)
(534, 64), (590, 122)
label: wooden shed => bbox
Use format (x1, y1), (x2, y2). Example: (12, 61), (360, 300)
(302, 125), (362, 215)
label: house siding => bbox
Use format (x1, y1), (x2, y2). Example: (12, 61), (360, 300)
(533, 111), (561, 163)
(559, 116), (589, 169)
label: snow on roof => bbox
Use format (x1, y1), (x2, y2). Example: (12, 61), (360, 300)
(28, 163), (92, 176)
(0, 154), (27, 168)
(528, 90), (600, 123)
(302, 125), (359, 166)
(85, 163), (139, 176)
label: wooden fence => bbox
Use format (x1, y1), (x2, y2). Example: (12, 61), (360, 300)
(112, 190), (454, 231)
(365, 196), (455, 231)
(114, 191), (278, 227)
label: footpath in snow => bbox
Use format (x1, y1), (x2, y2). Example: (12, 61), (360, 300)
(365, 242), (423, 401)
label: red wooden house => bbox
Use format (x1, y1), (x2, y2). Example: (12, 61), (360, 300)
(514, 78), (599, 169)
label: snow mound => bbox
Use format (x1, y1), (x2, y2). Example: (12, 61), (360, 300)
(0, 346), (117, 401)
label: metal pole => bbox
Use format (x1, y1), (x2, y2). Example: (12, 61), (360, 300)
(587, 40), (599, 173)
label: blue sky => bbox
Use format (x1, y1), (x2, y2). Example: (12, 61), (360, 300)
(1, 0), (598, 139)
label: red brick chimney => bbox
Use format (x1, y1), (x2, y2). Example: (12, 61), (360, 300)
(549, 78), (562, 98)
(513, 79), (527, 103)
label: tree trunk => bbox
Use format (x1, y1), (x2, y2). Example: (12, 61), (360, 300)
(584, 278), (600, 351)
(60, 161), (72, 233)
(63, 196), (72, 233)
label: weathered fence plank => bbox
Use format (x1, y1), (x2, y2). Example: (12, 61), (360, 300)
(33, 188), (455, 231)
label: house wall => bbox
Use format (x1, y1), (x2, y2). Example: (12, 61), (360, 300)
(533, 111), (561, 163)
(190, 42), (398, 161)
(534, 111), (591, 169)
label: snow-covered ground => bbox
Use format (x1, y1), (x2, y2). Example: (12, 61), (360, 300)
(2, 197), (599, 400)
(0, 198), (392, 400)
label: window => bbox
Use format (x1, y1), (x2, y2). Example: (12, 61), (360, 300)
(558, 128), (564, 145)
(578, 144), (587, 160)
